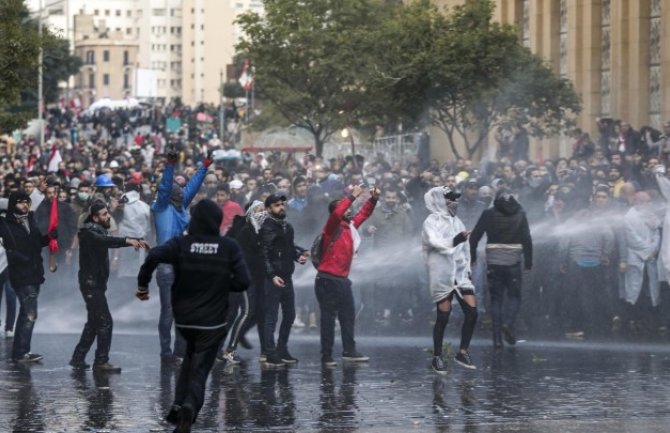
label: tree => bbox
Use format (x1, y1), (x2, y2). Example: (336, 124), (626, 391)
(235, 0), (398, 157)
(371, 0), (581, 159)
(0, 0), (44, 133)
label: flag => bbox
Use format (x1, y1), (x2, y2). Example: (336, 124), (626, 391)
(47, 143), (62, 173)
(238, 59), (254, 91)
(48, 196), (59, 254)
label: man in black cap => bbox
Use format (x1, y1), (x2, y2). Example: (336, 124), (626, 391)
(136, 199), (250, 433)
(0, 192), (55, 362)
(70, 202), (149, 372)
(260, 193), (309, 366)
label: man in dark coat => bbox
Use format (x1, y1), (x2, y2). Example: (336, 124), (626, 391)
(70, 201), (148, 372)
(0, 192), (53, 362)
(137, 199), (250, 433)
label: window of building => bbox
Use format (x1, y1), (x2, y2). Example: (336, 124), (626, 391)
(88, 73), (95, 88)
(103, 74), (110, 85)
(127, 10), (132, 17)
(103, 50), (109, 62)
(116, 10), (121, 16)
(123, 50), (129, 66)
(124, 73), (130, 89)
(126, 28), (132, 35)
(104, 9), (110, 16)
(152, 8), (166, 16)
(94, 9), (99, 15)
(115, 27), (121, 33)
(200, 24), (204, 30)
(85, 50), (95, 65)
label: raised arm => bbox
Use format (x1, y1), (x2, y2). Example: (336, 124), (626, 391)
(153, 164), (174, 211)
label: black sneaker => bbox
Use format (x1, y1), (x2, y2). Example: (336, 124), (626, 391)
(174, 404), (194, 433)
(321, 356), (337, 367)
(432, 356), (448, 375)
(15, 353), (43, 363)
(454, 351), (476, 370)
(165, 405), (181, 425)
(342, 352), (369, 362)
(264, 354), (286, 368)
(501, 325), (517, 345)
(69, 359), (91, 370)
(278, 349), (298, 364)
(93, 362), (122, 373)
(162, 354), (182, 365)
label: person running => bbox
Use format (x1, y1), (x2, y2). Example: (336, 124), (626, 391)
(137, 199), (250, 433)
(69, 201), (149, 372)
(422, 187), (478, 374)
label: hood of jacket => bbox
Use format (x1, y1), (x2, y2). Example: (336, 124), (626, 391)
(493, 192), (522, 215)
(188, 199), (222, 236)
(8, 191), (31, 216)
(125, 190), (141, 204)
(424, 187), (450, 216)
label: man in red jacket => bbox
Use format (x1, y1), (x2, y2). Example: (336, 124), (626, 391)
(315, 184), (380, 367)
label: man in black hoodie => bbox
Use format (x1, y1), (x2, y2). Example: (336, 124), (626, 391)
(137, 199), (250, 433)
(70, 201), (149, 373)
(0, 192), (53, 362)
(470, 191), (533, 349)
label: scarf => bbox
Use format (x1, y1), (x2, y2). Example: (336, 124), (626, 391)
(246, 200), (268, 234)
(13, 213), (30, 234)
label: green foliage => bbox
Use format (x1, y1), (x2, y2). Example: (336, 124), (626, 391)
(0, 0), (43, 133)
(236, 0), (581, 158)
(222, 82), (246, 99)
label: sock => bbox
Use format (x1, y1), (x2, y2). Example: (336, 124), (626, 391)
(433, 308), (451, 357)
(459, 301), (478, 351)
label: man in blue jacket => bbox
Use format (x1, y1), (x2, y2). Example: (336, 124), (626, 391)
(152, 149), (211, 363)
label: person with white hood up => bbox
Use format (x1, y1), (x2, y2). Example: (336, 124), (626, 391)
(113, 181), (152, 278)
(623, 191), (661, 330)
(422, 186), (478, 374)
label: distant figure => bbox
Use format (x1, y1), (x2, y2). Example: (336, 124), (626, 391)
(137, 199), (250, 432)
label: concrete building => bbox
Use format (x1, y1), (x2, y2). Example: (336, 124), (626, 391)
(73, 15), (139, 106)
(180, 0), (240, 105)
(432, 0), (670, 159)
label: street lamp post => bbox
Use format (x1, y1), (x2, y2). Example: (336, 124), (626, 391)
(38, 0), (44, 145)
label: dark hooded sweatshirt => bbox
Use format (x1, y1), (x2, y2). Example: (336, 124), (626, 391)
(469, 193), (533, 268)
(137, 199), (251, 329)
(0, 193), (49, 288)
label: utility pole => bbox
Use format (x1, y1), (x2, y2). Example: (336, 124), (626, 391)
(219, 69), (225, 142)
(38, 0), (44, 145)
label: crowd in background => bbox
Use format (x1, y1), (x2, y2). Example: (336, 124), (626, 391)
(1, 104), (670, 343)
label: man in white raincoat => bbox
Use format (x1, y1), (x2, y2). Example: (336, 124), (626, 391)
(422, 186), (478, 374)
(623, 191), (661, 317)
(654, 165), (670, 283)
(114, 182), (152, 278)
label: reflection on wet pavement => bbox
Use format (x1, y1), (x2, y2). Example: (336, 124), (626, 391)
(2, 334), (670, 432)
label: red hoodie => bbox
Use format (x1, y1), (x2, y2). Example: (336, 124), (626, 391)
(317, 195), (376, 278)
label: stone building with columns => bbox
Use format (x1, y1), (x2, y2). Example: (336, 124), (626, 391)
(431, 0), (670, 159)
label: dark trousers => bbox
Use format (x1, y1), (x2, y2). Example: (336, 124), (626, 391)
(220, 288), (254, 352)
(13, 284), (40, 359)
(175, 327), (226, 420)
(487, 264), (522, 332)
(315, 276), (356, 357)
(72, 284), (113, 365)
(263, 277), (295, 356)
(564, 263), (606, 334)
(0, 271), (17, 332)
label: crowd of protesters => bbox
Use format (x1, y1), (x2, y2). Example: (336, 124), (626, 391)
(1, 104), (670, 369)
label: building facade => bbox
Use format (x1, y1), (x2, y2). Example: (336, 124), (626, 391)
(73, 15), (139, 106)
(433, 0), (670, 159)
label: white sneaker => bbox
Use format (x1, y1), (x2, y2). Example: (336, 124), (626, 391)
(223, 350), (242, 365)
(5, 330), (13, 339)
(292, 317), (306, 329)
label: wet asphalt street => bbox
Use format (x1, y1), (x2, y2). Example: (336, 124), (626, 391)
(2, 333), (670, 432)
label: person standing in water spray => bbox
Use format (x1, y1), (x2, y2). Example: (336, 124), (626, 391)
(422, 186), (478, 374)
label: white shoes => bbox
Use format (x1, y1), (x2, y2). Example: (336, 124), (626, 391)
(292, 317), (306, 329)
(5, 330), (13, 339)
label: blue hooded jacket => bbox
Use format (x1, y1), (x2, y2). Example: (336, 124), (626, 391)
(151, 164), (207, 245)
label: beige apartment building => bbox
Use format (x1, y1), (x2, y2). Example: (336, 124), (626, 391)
(73, 15), (139, 106)
(432, 0), (670, 159)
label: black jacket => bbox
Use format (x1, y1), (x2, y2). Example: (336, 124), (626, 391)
(229, 218), (264, 275)
(0, 213), (49, 288)
(469, 194), (533, 267)
(35, 198), (77, 254)
(259, 216), (305, 280)
(78, 223), (129, 287)
(138, 199), (251, 329)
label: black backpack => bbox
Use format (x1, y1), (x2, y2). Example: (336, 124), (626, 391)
(310, 226), (342, 269)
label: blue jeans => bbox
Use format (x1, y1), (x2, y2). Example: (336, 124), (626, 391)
(156, 264), (185, 357)
(0, 271), (17, 331)
(13, 285), (40, 359)
(263, 278), (295, 356)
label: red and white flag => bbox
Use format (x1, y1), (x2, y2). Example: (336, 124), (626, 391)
(47, 143), (62, 173)
(238, 59), (254, 91)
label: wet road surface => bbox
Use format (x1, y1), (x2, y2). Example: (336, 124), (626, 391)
(2, 333), (670, 432)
